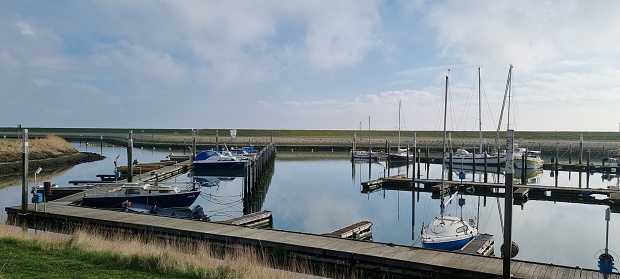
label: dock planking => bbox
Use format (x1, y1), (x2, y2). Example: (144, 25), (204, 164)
(363, 176), (620, 210)
(6, 203), (618, 278)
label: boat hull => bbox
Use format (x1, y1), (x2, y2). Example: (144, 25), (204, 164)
(82, 190), (201, 208)
(193, 161), (246, 176)
(422, 235), (474, 251)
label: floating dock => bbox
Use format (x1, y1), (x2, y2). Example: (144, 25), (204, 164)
(362, 176), (620, 211)
(6, 204), (616, 278)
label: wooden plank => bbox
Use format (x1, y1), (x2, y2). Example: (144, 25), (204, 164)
(7, 203), (617, 279)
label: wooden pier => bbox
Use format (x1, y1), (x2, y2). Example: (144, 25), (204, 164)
(217, 210), (273, 228)
(362, 176), (620, 211)
(6, 203), (617, 279)
(322, 221), (373, 240)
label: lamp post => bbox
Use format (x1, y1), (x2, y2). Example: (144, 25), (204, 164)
(34, 167), (42, 186)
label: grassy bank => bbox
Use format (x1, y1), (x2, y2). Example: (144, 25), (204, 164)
(0, 223), (319, 279)
(0, 135), (78, 162)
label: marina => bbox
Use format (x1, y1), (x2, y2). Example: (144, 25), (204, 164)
(3, 140), (620, 277)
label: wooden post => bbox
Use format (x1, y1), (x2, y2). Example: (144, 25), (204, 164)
(191, 129), (197, 161)
(503, 130), (515, 278)
(568, 144), (572, 164)
(412, 132), (416, 184)
(127, 130), (133, 183)
(521, 149), (526, 185)
(21, 128), (28, 215)
(579, 134), (583, 165)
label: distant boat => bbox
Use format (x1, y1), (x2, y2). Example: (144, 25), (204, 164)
(81, 183), (200, 208)
(351, 116), (380, 160)
(388, 100), (413, 162)
(421, 73), (478, 251)
(513, 146), (544, 169)
(445, 67), (505, 167)
(193, 150), (246, 176)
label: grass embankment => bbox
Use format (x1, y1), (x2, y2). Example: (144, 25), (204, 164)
(0, 135), (78, 163)
(0, 223), (315, 279)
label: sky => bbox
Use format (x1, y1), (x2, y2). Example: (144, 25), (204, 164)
(2, 1), (620, 132)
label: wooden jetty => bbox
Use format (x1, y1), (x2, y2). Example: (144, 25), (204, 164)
(6, 203), (617, 278)
(322, 221), (373, 240)
(217, 210), (273, 228)
(459, 233), (495, 256)
(362, 176), (620, 210)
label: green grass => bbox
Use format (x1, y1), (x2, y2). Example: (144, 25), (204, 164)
(0, 238), (232, 279)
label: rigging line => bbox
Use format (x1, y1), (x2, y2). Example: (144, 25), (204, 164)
(496, 197), (504, 234)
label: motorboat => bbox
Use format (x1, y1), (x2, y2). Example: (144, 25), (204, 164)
(193, 150), (246, 176)
(512, 146), (544, 169)
(81, 183), (201, 208)
(446, 148), (505, 166)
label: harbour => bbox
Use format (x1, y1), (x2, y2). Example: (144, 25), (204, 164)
(3, 140), (620, 277)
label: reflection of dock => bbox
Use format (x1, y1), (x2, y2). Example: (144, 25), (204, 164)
(362, 176), (620, 211)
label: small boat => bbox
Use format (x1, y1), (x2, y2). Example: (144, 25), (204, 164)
(193, 150), (246, 176)
(513, 147), (544, 169)
(422, 214), (479, 250)
(81, 183), (201, 208)
(389, 101), (413, 162)
(421, 73), (478, 251)
(351, 116), (380, 160)
(446, 148), (505, 166)
(445, 68), (505, 167)
(123, 201), (210, 221)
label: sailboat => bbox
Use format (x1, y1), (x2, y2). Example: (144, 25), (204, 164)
(495, 65), (544, 170)
(445, 67), (505, 167)
(351, 116), (379, 160)
(388, 101), (413, 161)
(421, 73), (478, 251)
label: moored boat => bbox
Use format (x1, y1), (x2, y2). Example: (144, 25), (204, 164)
(422, 73), (479, 251)
(81, 183), (200, 208)
(193, 150), (246, 176)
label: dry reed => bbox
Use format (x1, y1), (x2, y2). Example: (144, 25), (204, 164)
(0, 135), (78, 162)
(0, 222), (324, 278)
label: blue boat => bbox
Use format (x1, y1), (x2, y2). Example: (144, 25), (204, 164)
(421, 215), (478, 251)
(421, 74), (478, 251)
(81, 183), (201, 208)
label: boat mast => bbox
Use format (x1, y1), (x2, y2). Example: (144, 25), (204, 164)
(441, 75), (448, 219)
(368, 115), (371, 153)
(495, 64), (513, 149)
(478, 67), (483, 155)
(398, 100), (402, 151)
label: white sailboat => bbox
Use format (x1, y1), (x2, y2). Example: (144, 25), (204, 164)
(351, 116), (379, 160)
(422, 74), (479, 251)
(389, 101), (412, 161)
(445, 67), (505, 166)
(495, 65), (544, 170)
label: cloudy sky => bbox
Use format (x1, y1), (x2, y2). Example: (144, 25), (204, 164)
(3, 1), (620, 132)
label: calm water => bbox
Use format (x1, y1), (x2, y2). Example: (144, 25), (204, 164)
(1, 142), (619, 270)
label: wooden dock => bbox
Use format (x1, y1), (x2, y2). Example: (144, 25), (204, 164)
(217, 210), (273, 228)
(459, 233), (495, 256)
(362, 176), (620, 210)
(6, 203), (617, 278)
(322, 221), (373, 240)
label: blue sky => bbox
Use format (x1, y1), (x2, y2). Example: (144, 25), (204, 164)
(3, 1), (620, 131)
